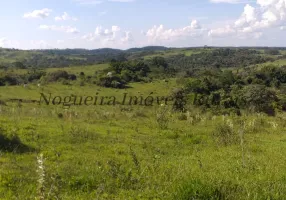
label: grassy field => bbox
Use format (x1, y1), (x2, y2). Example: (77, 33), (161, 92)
(246, 58), (286, 71)
(143, 48), (210, 59)
(0, 72), (286, 199)
(0, 64), (109, 76)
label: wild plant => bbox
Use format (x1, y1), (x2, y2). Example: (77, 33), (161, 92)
(156, 106), (171, 129)
(36, 153), (45, 200)
(212, 119), (239, 146)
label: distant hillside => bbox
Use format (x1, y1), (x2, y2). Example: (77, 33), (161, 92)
(1, 46), (286, 69)
(126, 46), (168, 52)
(31, 46), (168, 55)
(0, 46), (169, 68)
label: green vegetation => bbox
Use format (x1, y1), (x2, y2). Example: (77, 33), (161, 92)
(0, 46), (285, 199)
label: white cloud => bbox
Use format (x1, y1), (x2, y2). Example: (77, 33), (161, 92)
(82, 25), (121, 41)
(208, 0), (286, 39)
(0, 38), (21, 49)
(30, 40), (53, 49)
(39, 25), (80, 34)
(146, 20), (205, 43)
(234, 4), (257, 28)
(57, 40), (64, 44)
(121, 31), (133, 43)
(23, 8), (52, 19)
(191, 20), (202, 29)
(208, 25), (236, 37)
(0, 38), (7, 47)
(81, 25), (133, 48)
(55, 12), (78, 21)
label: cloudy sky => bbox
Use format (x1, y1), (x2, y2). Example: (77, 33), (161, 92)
(0, 0), (286, 49)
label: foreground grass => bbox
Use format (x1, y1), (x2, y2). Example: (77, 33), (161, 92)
(0, 81), (285, 199)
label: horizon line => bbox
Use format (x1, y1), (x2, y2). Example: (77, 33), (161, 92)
(1, 45), (286, 51)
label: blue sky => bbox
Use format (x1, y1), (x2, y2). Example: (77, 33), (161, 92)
(0, 0), (286, 49)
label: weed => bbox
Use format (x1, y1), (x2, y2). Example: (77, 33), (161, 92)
(212, 121), (239, 146)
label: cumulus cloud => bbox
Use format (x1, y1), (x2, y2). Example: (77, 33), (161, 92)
(191, 20), (202, 29)
(0, 38), (7, 47)
(208, 25), (236, 37)
(57, 40), (64, 44)
(121, 31), (133, 43)
(82, 25), (121, 41)
(30, 40), (54, 49)
(23, 8), (52, 19)
(145, 20), (205, 43)
(208, 0), (286, 38)
(39, 25), (80, 34)
(55, 12), (78, 21)
(81, 25), (133, 48)
(0, 38), (21, 49)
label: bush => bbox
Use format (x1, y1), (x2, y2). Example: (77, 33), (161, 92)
(97, 76), (126, 88)
(177, 113), (188, 121)
(264, 49), (280, 55)
(46, 70), (69, 82)
(68, 74), (77, 81)
(0, 99), (7, 106)
(25, 70), (46, 82)
(212, 121), (239, 146)
(0, 127), (31, 153)
(156, 107), (171, 129)
(0, 74), (22, 86)
(242, 85), (278, 116)
(171, 88), (187, 112)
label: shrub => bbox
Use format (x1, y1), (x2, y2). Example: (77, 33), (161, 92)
(0, 127), (31, 153)
(177, 113), (188, 121)
(212, 121), (239, 146)
(46, 70), (69, 82)
(241, 85), (278, 116)
(0, 99), (7, 106)
(68, 74), (77, 81)
(171, 88), (187, 112)
(156, 107), (171, 129)
(97, 76), (126, 88)
(0, 74), (22, 86)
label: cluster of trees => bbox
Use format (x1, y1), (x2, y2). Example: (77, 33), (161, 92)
(0, 57), (172, 88)
(96, 60), (151, 88)
(264, 48), (281, 55)
(0, 46), (171, 69)
(95, 57), (178, 88)
(0, 69), (77, 86)
(166, 48), (274, 71)
(183, 65), (286, 116)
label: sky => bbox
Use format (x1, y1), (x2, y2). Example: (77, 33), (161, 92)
(0, 0), (286, 49)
